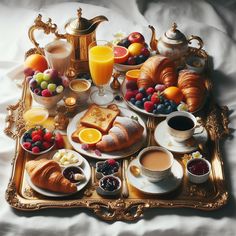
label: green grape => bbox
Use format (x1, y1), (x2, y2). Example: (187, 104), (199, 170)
(43, 73), (51, 81)
(47, 83), (56, 92)
(40, 81), (48, 89)
(56, 85), (64, 93)
(35, 72), (44, 84)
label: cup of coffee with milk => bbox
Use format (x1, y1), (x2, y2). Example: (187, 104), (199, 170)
(166, 111), (204, 142)
(137, 146), (174, 182)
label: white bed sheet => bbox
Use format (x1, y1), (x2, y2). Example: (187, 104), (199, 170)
(0, 1), (236, 235)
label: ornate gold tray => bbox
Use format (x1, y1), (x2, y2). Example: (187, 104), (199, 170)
(4, 48), (229, 221)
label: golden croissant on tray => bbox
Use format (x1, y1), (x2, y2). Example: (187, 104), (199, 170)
(137, 55), (178, 88)
(178, 70), (207, 112)
(26, 158), (77, 193)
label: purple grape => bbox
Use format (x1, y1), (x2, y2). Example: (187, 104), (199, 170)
(61, 75), (70, 87)
(25, 76), (33, 83)
(33, 88), (41, 95)
(44, 69), (59, 82)
(29, 78), (38, 89)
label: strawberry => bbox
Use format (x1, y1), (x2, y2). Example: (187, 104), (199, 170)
(107, 159), (116, 166)
(32, 134), (42, 142)
(135, 92), (143, 101)
(31, 129), (43, 137)
(144, 101), (154, 113)
(146, 87), (155, 95)
(43, 132), (54, 142)
(22, 142), (31, 150)
(124, 91), (135, 101)
(32, 146), (40, 153)
(151, 92), (160, 104)
(55, 132), (65, 149)
(42, 141), (52, 149)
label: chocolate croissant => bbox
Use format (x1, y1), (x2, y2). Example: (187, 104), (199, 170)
(26, 158), (77, 193)
(178, 70), (206, 112)
(137, 55), (178, 88)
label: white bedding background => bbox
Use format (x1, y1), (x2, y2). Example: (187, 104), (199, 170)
(0, 0), (236, 235)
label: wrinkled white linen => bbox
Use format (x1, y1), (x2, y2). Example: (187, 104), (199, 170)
(0, 0), (236, 235)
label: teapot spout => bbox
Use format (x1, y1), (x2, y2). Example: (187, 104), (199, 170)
(89, 15), (108, 32)
(149, 25), (158, 51)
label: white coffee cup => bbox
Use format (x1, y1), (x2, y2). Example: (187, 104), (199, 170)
(69, 79), (91, 104)
(166, 111), (203, 142)
(44, 40), (72, 75)
(137, 146), (174, 182)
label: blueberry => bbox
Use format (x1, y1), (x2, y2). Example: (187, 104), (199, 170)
(138, 54), (147, 63)
(169, 100), (177, 108)
(164, 101), (170, 107)
(147, 95), (152, 101)
(156, 104), (165, 113)
(153, 109), (158, 114)
(166, 105), (173, 114)
(130, 98), (136, 105)
(154, 104), (158, 109)
(135, 100), (143, 108)
(138, 88), (146, 95)
(142, 97), (148, 103)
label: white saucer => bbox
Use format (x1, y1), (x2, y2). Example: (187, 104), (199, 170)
(154, 121), (208, 153)
(127, 158), (183, 195)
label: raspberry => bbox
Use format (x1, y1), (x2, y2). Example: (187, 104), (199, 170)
(32, 134), (42, 142)
(144, 101), (154, 112)
(135, 92), (144, 101)
(43, 132), (53, 142)
(124, 91), (135, 101)
(41, 89), (52, 97)
(32, 129), (43, 137)
(107, 159), (116, 166)
(42, 141), (52, 149)
(151, 93), (160, 104)
(55, 133), (64, 149)
(146, 87), (155, 95)
(32, 146), (40, 153)
(22, 142), (31, 150)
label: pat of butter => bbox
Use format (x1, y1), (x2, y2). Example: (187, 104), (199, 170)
(74, 173), (85, 181)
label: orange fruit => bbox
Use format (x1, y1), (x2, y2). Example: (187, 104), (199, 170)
(163, 86), (183, 104)
(24, 54), (48, 72)
(126, 69), (141, 81)
(114, 46), (129, 64)
(128, 43), (144, 56)
(78, 128), (102, 145)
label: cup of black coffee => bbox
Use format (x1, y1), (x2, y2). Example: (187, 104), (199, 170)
(166, 111), (203, 142)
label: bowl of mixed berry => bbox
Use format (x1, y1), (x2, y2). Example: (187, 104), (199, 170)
(96, 159), (120, 179)
(20, 126), (55, 155)
(97, 175), (121, 196)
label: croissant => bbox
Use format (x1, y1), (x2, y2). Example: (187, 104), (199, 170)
(96, 116), (144, 152)
(137, 55), (178, 88)
(26, 158), (77, 193)
(178, 70), (206, 112)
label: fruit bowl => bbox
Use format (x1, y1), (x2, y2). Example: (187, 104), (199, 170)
(96, 160), (120, 179)
(30, 88), (64, 109)
(20, 126), (55, 155)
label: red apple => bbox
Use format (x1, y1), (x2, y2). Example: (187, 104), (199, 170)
(128, 32), (145, 44)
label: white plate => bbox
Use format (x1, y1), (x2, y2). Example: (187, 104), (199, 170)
(154, 120), (208, 153)
(127, 158), (183, 195)
(26, 151), (91, 197)
(67, 106), (147, 160)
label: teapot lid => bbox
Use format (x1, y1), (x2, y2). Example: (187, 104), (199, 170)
(162, 23), (187, 44)
(65, 8), (94, 36)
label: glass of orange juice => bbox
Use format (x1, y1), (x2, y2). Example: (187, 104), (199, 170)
(89, 40), (114, 105)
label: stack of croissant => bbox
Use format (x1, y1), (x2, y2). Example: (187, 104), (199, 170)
(26, 158), (77, 193)
(138, 55), (178, 88)
(178, 70), (206, 112)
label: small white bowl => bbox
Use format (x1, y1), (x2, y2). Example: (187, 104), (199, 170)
(62, 165), (86, 184)
(186, 56), (205, 74)
(20, 128), (55, 155)
(95, 160), (119, 179)
(97, 175), (121, 196)
(30, 89), (64, 109)
(187, 158), (211, 184)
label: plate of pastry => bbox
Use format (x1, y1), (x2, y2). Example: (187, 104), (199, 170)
(25, 151), (91, 197)
(121, 55), (207, 117)
(67, 104), (147, 159)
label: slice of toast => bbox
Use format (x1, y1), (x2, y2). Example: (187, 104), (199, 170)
(71, 125), (87, 143)
(80, 104), (119, 133)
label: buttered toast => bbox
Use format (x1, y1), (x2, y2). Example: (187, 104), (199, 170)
(80, 104), (119, 133)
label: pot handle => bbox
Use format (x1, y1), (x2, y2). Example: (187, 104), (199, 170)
(187, 35), (204, 50)
(28, 14), (65, 55)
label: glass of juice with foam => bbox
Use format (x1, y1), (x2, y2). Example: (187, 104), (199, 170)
(89, 40), (114, 105)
